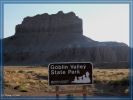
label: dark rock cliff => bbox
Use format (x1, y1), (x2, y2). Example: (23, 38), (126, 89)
(3, 11), (129, 67)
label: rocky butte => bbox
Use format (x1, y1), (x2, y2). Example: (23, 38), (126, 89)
(3, 11), (129, 67)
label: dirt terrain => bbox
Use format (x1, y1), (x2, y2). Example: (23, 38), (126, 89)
(3, 66), (129, 96)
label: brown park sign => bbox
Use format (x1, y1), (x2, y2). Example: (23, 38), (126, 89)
(48, 62), (93, 85)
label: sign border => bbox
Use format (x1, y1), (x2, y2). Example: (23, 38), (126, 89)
(48, 62), (93, 86)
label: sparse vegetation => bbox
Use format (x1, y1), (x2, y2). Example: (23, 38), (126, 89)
(27, 71), (34, 73)
(109, 77), (129, 86)
(18, 70), (25, 73)
(4, 67), (129, 96)
(14, 84), (29, 92)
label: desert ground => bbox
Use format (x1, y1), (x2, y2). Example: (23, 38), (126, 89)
(3, 66), (129, 96)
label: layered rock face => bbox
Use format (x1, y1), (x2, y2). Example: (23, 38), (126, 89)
(15, 11), (82, 35)
(3, 11), (129, 67)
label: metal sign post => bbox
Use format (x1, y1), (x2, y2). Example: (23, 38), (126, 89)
(56, 86), (59, 97)
(83, 85), (87, 96)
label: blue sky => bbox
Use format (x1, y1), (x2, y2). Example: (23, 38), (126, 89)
(4, 4), (129, 45)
